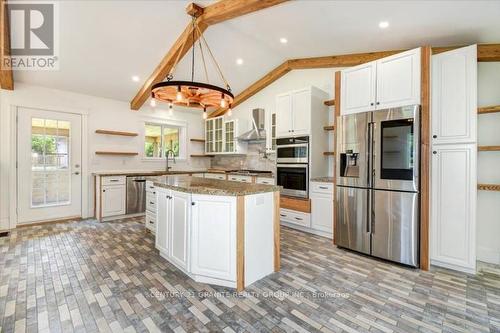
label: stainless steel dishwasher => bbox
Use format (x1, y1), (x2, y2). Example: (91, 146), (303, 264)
(126, 176), (146, 214)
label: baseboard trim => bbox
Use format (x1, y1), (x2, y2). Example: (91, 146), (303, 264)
(477, 246), (500, 265)
(280, 221), (333, 239)
(16, 216), (82, 228)
(430, 259), (476, 275)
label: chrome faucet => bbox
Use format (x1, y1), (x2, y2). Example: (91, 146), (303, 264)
(165, 149), (176, 172)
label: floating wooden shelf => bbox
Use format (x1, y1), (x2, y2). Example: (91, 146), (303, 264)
(95, 129), (138, 137)
(478, 184), (500, 191)
(190, 154), (214, 158)
(324, 99), (335, 107)
(190, 138), (205, 143)
(478, 105), (500, 114)
(324, 125), (335, 131)
(95, 151), (138, 156)
(323, 152), (335, 156)
(478, 146), (500, 151)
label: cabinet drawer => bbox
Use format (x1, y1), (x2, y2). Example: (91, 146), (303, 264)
(256, 177), (275, 185)
(192, 173), (205, 178)
(146, 192), (156, 212)
(228, 175), (252, 183)
(280, 197), (311, 213)
(279, 208), (311, 227)
(145, 211), (156, 232)
(102, 176), (126, 186)
(146, 180), (155, 193)
(204, 173), (226, 180)
(310, 182), (333, 195)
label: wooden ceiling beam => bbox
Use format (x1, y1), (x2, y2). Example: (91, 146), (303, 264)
(186, 3), (204, 18)
(130, 0), (289, 110)
(210, 43), (500, 117)
(0, 0), (13, 90)
(210, 61), (291, 117)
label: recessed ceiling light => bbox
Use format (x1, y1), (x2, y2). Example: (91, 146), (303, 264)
(236, 58), (244, 65)
(280, 37), (288, 44)
(379, 21), (389, 29)
(132, 75), (140, 82)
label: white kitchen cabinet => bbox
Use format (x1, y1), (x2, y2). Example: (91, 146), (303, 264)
(227, 175), (252, 183)
(265, 111), (277, 152)
(204, 173), (226, 180)
(255, 177), (275, 185)
(431, 45), (477, 145)
(101, 184), (126, 217)
(340, 48), (421, 115)
(310, 183), (333, 238)
(430, 144), (476, 273)
(205, 117), (246, 155)
(341, 62), (377, 115)
(280, 208), (311, 228)
(169, 191), (191, 272)
(191, 195), (237, 281)
(155, 188), (171, 256)
(276, 93), (293, 137)
(276, 88), (311, 137)
(376, 48), (421, 110)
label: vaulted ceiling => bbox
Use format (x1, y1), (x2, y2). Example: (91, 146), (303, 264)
(13, 0), (500, 105)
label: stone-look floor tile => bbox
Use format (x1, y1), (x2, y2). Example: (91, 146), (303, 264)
(0, 217), (499, 333)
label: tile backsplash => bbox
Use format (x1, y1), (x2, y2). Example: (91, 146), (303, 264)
(211, 143), (276, 172)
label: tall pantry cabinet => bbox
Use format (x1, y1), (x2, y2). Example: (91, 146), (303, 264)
(430, 45), (477, 274)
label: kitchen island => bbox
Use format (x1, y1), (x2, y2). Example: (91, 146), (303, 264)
(148, 175), (281, 291)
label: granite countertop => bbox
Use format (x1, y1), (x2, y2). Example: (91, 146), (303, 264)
(310, 177), (334, 183)
(148, 175), (281, 196)
(92, 170), (207, 177)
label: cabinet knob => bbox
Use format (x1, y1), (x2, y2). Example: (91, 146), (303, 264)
(433, 135), (437, 139)
(370, 103), (374, 106)
(102, 189), (106, 192)
(376, 102), (380, 105)
(191, 202), (195, 206)
(433, 151), (437, 155)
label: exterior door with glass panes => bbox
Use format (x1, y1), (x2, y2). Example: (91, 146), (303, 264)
(17, 108), (82, 224)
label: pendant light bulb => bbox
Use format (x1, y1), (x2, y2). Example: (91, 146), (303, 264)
(220, 93), (226, 108)
(227, 104), (232, 116)
(150, 99), (156, 107)
(203, 107), (208, 119)
(176, 86), (183, 101)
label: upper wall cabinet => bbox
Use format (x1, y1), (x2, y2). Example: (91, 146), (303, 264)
(340, 48), (421, 115)
(205, 117), (246, 155)
(431, 45), (477, 145)
(276, 86), (327, 138)
(341, 62), (377, 115)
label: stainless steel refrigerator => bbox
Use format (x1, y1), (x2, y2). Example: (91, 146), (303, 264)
(335, 105), (420, 267)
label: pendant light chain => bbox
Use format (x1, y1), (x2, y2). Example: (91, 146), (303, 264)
(195, 24), (231, 91)
(191, 16), (196, 82)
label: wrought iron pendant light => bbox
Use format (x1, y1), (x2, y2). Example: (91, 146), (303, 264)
(151, 15), (233, 115)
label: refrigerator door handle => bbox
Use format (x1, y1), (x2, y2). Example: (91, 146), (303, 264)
(367, 189), (371, 233)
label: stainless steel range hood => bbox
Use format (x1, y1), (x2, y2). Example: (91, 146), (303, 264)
(237, 108), (266, 142)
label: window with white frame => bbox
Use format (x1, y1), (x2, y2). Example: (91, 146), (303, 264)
(144, 122), (184, 158)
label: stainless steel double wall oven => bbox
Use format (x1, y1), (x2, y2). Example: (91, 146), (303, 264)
(276, 136), (309, 198)
(335, 105), (420, 267)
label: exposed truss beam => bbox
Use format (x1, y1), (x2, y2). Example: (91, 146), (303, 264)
(210, 43), (500, 117)
(130, 0), (288, 110)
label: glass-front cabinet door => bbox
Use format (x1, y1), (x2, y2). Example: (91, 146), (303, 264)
(214, 117), (224, 153)
(205, 119), (214, 153)
(225, 120), (235, 153)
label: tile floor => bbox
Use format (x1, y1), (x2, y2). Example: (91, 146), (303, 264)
(1, 217), (499, 333)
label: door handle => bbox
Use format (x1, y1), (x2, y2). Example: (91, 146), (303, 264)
(74, 171), (80, 175)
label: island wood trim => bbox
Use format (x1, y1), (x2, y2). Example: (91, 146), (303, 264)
(420, 46), (431, 271)
(332, 71), (341, 245)
(280, 197), (310, 213)
(273, 191), (281, 272)
(0, 0), (13, 90)
(130, 0), (288, 110)
(478, 184), (500, 191)
(236, 196), (245, 292)
(324, 125), (335, 131)
(324, 99), (335, 106)
(210, 43), (500, 117)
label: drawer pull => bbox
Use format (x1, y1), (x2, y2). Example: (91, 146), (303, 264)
(149, 186), (154, 189)
(319, 186), (329, 189)
(109, 179), (119, 182)
(149, 220), (154, 224)
(149, 201), (154, 205)
(280, 214), (286, 217)
(295, 217), (303, 221)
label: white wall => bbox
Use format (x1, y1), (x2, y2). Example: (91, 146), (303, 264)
(0, 83), (208, 230)
(477, 62), (500, 264)
(230, 68), (342, 175)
